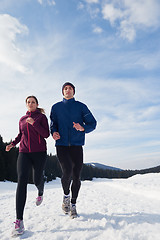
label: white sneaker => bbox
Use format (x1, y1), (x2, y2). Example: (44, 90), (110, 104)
(70, 204), (78, 219)
(62, 195), (70, 214)
(12, 219), (24, 236)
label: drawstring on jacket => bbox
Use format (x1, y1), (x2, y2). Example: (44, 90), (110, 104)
(38, 134), (41, 144)
(27, 112), (31, 153)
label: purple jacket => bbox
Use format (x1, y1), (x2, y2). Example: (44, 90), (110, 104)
(12, 109), (50, 153)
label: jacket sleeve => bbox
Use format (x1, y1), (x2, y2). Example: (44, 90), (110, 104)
(50, 105), (58, 135)
(82, 104), (97, 133)
(11, 121), (22, 146)
(32, 114), (50, 138)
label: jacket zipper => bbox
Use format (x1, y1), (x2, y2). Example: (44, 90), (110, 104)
(27, 112), (31, 152)
(68, 128), (71, 146)
(38, 134), (41, 144)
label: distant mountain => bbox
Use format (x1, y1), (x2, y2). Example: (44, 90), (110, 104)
(85, 162), (123, 171)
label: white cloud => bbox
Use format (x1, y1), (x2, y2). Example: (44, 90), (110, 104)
(81, 0), (100, 18)
(37, 0), (56, 6)
(47, 0), (56, 6)
(84, 144), (160, 169)
(0, 14), (29, 72)
(37, 0), (43, 4)
(101, 0), (160, 41)
(119, 20), (136, 42)
(102, 3), (123, 25)
(125, 0), (160, 27)
(135, 52), (160, 70)
(85, 0), (99, 3)
(93, 25), (103, 34)
(77, 2), (84, 10)
(138, 106), (160, 121)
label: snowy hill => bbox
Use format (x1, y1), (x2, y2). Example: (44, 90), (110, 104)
(1, 173), (160, 239)
(85, 162), (123, 171)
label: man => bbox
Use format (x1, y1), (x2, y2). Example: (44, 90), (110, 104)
(50, 82), (97, 218)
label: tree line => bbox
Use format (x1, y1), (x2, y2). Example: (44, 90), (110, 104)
(0, 135), (160, 183)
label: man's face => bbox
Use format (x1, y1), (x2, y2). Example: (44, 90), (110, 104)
(63, 85), (74, 99)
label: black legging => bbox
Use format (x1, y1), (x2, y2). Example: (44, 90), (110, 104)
(16, 152), (47, 220)
(56, 146), (83, 204)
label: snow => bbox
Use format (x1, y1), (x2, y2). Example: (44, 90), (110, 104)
(1, 173), (160, 240)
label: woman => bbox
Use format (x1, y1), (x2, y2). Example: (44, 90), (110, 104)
(6, 96), (50, 236)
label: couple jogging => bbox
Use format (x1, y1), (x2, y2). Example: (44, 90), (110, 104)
(6, 82), (97, 236)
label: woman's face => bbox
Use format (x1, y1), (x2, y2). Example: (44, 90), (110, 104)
(26, 97), (38, 112)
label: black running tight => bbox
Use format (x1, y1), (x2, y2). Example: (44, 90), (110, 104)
(16, 152), (47, 220)
(56, 146), (83, 204)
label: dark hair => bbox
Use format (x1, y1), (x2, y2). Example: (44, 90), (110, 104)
(62, 82), (75, 95)
(25, 95), (45, 114)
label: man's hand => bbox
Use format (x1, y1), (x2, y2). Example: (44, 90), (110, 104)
(53, 132), (60, 140)
(73, 122), (84, 131)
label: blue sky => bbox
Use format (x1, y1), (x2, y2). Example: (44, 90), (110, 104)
(0, 0), (160, 170)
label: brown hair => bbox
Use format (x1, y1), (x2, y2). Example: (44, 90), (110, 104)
(25, 95), (45, 114)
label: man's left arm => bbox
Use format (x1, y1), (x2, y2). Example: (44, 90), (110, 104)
(82, 104), (97, 133)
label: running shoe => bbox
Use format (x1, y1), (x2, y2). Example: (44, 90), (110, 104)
(36, 196), (43, 206)
(62, 195), (70, 214)
(12, 219), (24, 236)
(70, 204), (78, 219)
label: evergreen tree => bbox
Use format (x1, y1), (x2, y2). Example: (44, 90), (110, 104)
(0, 135), (5, 181)
(1, 134), (160, 182)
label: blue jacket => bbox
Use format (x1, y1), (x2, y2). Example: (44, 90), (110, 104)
(50, 98), (97, 146)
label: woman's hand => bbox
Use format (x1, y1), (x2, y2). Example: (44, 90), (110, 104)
(6, 143), (13, 152)
(26, 117), (34, 125)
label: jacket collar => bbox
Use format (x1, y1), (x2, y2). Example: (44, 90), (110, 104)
(63, 97), (75, 103)
(26, 109), (40, 116)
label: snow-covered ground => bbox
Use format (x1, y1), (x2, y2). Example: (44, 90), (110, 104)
(1, 173), (160, 240)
